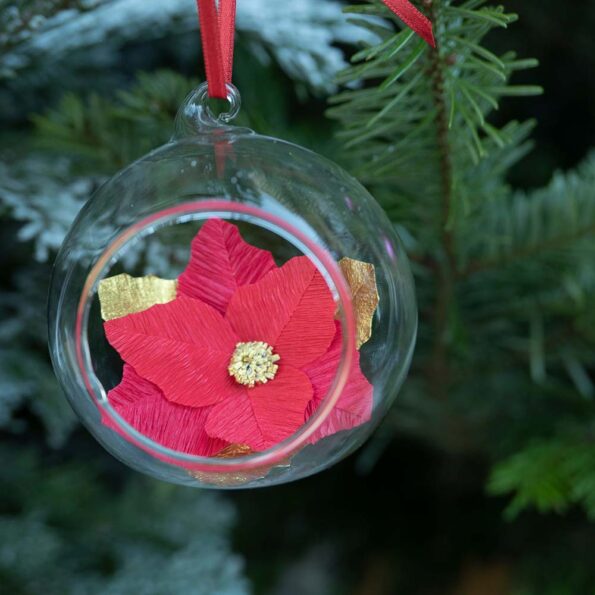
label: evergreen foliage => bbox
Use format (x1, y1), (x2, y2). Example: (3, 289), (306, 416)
(329, 0), (595, 521)
(0, 447), (248, 594)
(1, 0), (595, 591)
(0, 6), (364, 589)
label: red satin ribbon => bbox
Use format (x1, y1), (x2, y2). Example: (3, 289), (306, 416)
(196, 0), (236, 98)
(196, 0), (434, 99)
(383, 0), (435, 47)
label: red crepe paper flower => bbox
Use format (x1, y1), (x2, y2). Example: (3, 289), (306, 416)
(103, 219), (373, 454)
(178, 217), (276, 314)
(303, 322), (373, 443)
(103, 364), (227, 456)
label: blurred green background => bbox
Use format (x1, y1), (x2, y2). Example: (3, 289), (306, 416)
(1, 1), (595, 593)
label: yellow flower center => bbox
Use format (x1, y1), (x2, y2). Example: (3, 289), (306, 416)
(228, 341), (280, 388)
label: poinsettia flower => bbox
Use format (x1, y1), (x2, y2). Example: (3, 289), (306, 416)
(102, 218), (374, 455)
(105, 256), (337, 450)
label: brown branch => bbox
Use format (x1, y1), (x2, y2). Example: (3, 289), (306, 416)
(425, 0), (456, 392)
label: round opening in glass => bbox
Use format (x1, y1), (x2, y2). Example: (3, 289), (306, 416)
(74, 200), (356, 474)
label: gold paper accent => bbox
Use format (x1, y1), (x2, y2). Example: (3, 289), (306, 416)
(188, 455), (292, 488)
(339, 257), (379, 349)
(215, 443), (252, 458)
(98, 273), (178, 321)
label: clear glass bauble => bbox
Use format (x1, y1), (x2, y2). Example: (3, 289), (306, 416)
(48, 83), (417, 488)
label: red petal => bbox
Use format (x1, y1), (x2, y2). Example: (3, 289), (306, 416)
(104, 295), (241, 408)
(178, 218), (277, 314)
(103, 365), (227, 456)
(225, 257), (336, 368)
(303, 323), (373, 442)
(204, 365), (313, 450)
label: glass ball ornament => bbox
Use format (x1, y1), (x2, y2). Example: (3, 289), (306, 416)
(48, 83), (417, 488)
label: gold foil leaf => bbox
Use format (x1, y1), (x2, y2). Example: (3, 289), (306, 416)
(98, 273), (178, 321)
(188, 455), (292, 488)
(188, 468), (266, 488)
(339, 257), (379, 349)
(215, 444), (252, 458)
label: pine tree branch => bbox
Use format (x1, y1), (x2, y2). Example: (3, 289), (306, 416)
(461, 153), (595, 276)
(488, 432), (595, 519)
(331, 0), (595, 522)
(427, 0), (457, 392)
(463, 222), (595, 276)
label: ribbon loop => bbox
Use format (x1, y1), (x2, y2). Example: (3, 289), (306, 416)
(197, 0), (236, 99)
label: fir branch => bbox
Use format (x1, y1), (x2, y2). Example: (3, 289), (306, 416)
(31, 70), (195, 172)
(0, 450), (249, 593)
(426, 0), (458, 391)
(462, 153), (595, 275)
(488, 434), (595, 519)
(330, 0), (595, 519)
(0, 0), (379, 93)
